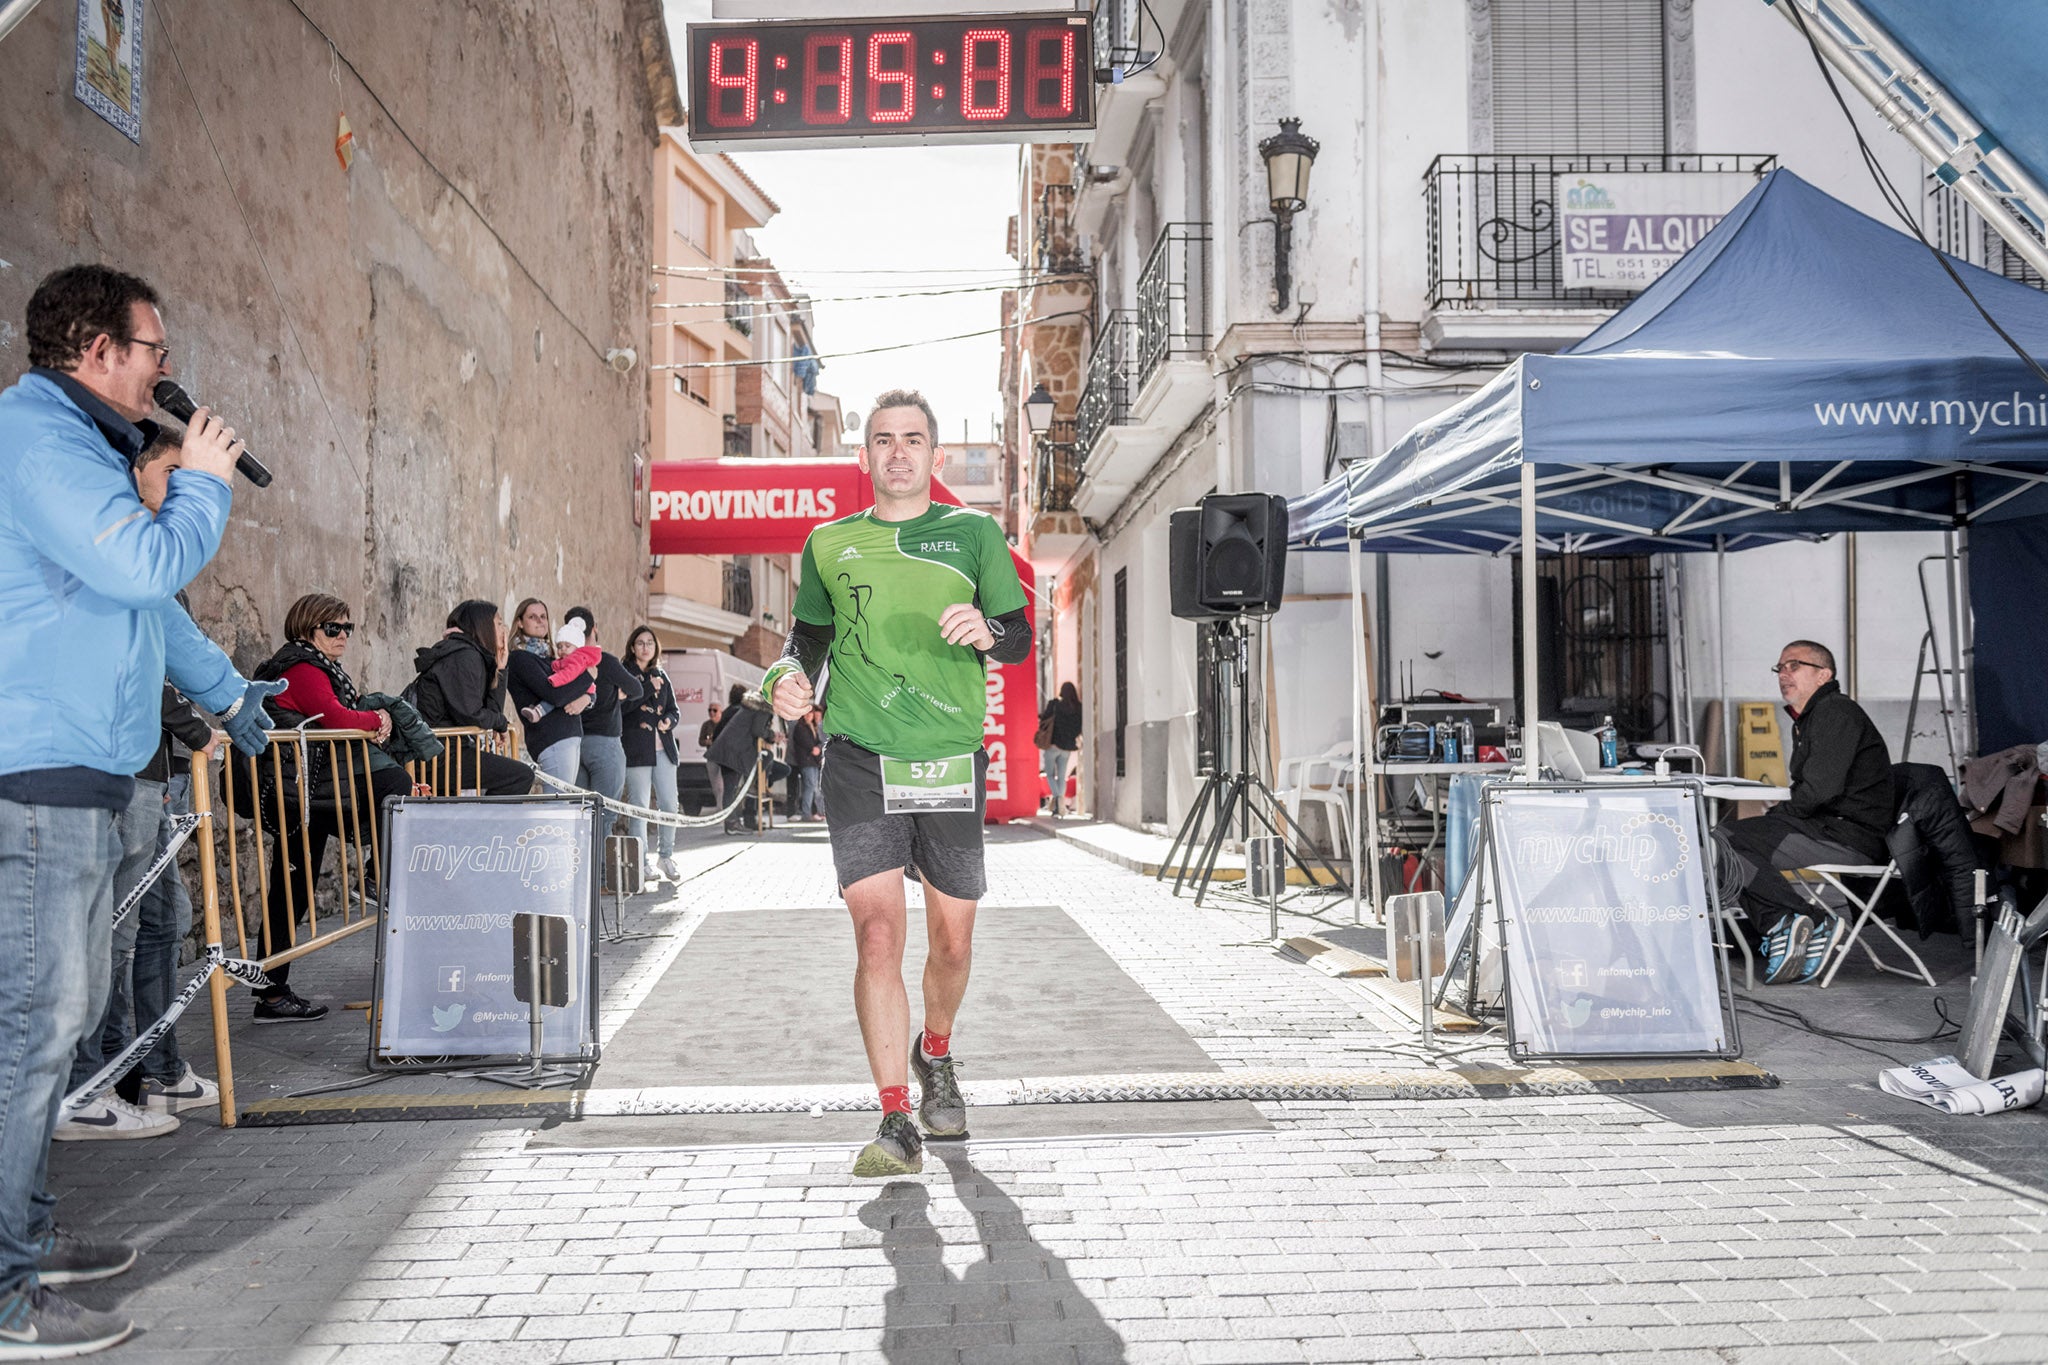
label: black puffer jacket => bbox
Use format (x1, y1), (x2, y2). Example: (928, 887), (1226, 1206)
(1882, 762), (1982, 940)
(412, 635), (510, 732)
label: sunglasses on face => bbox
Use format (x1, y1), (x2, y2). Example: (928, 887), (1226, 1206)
(318, 622), (356, 639)
(1769, 659), (1824, 676)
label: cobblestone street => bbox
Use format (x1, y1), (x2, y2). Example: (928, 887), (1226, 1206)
(50, 825), (2048, 1365)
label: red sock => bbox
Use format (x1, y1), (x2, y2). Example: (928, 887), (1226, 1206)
(879, 1085), (912, 1116)
(920, 1028), (950, 1059)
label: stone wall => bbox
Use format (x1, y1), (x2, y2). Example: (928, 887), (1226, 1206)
(0, 0), (677, 695)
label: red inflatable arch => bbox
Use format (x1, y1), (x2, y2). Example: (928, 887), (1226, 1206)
(649, 459), (1041, 824)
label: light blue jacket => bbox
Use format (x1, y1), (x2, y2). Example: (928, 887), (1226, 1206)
(0, 370), (245, 778)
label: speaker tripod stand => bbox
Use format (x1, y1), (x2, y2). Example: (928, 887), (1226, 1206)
(1158, 617), (1349, 908)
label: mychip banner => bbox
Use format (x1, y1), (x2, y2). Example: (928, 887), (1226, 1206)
(372, 796), (600, 1065)
(1486, 783), (1736, 1059)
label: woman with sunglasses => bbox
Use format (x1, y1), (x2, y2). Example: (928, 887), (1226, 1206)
(246, 594), (408, 1022)
(506, 597), (594, 784)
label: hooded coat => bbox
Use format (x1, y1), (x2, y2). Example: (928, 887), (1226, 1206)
(411, 634), (510, 733)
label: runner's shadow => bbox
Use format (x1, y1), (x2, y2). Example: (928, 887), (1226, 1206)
(857, 1146), (1126, 1363)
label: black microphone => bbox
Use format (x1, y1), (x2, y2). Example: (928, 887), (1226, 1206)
(152, 379), (273, 488)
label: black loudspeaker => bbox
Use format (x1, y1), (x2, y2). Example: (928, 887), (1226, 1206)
(1169, 507), (1227, 621)
(1170, 494), (1290, 619)
(1197, 493), (1287, 613)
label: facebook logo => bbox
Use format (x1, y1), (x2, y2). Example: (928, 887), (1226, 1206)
(438, 966), (464, 993)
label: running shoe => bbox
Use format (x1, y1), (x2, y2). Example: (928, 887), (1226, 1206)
(852, 1112), (924, 1178)
(253, 990), (329, 1024)
(1798, 914), (1841, 983)
(910, 1041), (967, 1138)
(34, 1227), (136, 1286)
(658, 855), (681, 880)
(143, 1064), (220, 1116)
(51, 1097), (178, 1142)
(0, 1282), (132, 1358)
(1761, 913), (1814, 985)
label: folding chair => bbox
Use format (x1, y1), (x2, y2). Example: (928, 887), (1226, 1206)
(1716, 900), (1756, 992)
(1789, 861), (1937, 988)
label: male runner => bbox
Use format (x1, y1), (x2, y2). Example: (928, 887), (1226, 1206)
(764, 389), (1031, 1177)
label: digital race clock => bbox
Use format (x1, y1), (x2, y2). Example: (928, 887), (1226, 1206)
(685, 13), (1096, 151)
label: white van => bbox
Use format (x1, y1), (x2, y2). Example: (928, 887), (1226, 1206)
(664, 649), (765, 813)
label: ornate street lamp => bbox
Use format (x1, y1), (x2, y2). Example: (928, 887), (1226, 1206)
(1258, 118), (1320, 311)
(1023, 383), (1057, 435)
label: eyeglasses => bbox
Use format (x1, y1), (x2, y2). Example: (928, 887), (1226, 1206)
(1769, 659), (1826, 676)
(125, 338), (171, 365)
(318, 622), (356, 639)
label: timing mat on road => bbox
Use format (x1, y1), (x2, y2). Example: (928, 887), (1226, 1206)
(238, 1060), (1776, 1125)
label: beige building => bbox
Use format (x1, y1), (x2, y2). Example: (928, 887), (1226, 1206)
(646, 134), (776, 651)
(0, 0), (680, 691)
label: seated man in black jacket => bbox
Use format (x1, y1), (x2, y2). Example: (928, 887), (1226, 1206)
(1713, 640), (1894, 985)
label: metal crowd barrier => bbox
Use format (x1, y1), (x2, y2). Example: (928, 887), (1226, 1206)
(188, 725), (520, 1127)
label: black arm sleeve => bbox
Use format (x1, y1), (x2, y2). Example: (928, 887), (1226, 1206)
(778, 617), (835, 679)
(162, 684), (214, 753)
(600, 652), (643, 705)
(980, 607), (1033, 666)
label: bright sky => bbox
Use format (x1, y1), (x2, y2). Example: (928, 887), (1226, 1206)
(663, 1), (1022, 445)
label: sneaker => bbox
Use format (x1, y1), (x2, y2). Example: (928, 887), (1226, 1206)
(658, 855), (681, 880)
(253, 990), (330, 1024)
(1798, 914), (1841, 983)
(852, 1112), (924, 1179)
(0, 1282), (132, 1358)
(51, 1096), (178, 1142)
(641, 853), (662, 883)
(34, 1227), (136, 1286)
(910, 1041), (967, 1138)
(143, 1065), (219, 1116)
(1761, 913), (1814, 985)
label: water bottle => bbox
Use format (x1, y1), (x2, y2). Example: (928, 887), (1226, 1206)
(1597, 715), (1620, 770)
(1504, 722), (1523, 763)
(1457, 720), (1475, 764)
(1437, 721), (1458, 765)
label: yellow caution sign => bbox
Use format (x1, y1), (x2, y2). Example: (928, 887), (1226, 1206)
(1737, 702), (1788, 785)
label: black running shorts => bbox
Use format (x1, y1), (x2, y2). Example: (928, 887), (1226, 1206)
(820, 735), (988, 901)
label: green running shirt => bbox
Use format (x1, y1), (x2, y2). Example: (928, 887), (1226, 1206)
(791, 503), (1027, 762)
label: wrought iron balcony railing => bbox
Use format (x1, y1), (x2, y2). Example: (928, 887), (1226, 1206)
(1135, 222), (1210, 389)
(721, 561), (753, 618)
(1032, 420), (1079, 515)
(1424, 153), (1777, 310)
(1075, 311), (1135, 458)
(1036, 183), (1087, 276)
(724, 279), (754, 336)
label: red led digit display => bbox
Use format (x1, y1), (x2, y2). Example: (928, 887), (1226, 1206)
(803, 33), (853, 125)
(687, 13), (1095, 149)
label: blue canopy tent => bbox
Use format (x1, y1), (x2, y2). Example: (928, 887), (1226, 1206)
(1291, 168), (2048, 917)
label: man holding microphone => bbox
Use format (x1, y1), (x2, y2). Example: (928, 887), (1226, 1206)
(764, 389), (1031, 1178)
(0, 264), (279, 1357)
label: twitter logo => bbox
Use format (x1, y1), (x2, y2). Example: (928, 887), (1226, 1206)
(431, 1003), (463, 1033)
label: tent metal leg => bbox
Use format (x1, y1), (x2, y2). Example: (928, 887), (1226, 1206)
(1520, 462), (1540, 781)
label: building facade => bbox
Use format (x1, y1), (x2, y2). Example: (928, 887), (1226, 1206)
(1004, 0), (1990, 833)
(648, 134), (777, 652)
(0, 0), (678, 691)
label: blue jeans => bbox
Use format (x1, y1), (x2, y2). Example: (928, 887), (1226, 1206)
(795, 765), (823, 820)
(68, 779), (161, 1093)
(623, 754), (679, 857)
(536, 737), (582, 787)
(0, 799), (121, 1292)
(578, 734), (627, 846)
(130, 776), (195, 1084)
